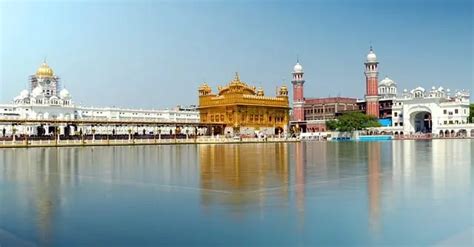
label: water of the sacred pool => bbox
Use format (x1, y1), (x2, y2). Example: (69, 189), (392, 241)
(0, 140), (472, 246)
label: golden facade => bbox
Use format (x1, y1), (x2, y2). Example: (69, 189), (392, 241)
(198, 73), (290, 135)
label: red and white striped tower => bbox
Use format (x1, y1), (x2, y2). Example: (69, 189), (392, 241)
(364, 46), (380, 117)
(291, 61), (305, 121)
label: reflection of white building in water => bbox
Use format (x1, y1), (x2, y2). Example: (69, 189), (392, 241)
(376, 79), (472, 137)
(0, 62), (199, 136)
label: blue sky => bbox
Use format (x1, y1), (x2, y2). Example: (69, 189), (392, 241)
(1, 0), (472, 108)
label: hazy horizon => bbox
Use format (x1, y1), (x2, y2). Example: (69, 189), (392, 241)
(1, 0), (472, 109)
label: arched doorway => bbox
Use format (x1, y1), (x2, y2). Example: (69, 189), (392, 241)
(413, 112), (432, 133)
(36, 125), (45, 136)
(275, 127), (284, 135)
(48, 126), (56, 136)
(64, 125), (72, 137)
(458, 129), (467, 137)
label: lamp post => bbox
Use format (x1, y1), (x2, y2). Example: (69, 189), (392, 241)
(56, 126), (60, 145)
(194, 127), (198, 142)
(91, 128), (96, 142)
(80, 127), (85, 145)
(175, 126), (180, 142)
(12, 126), (17, 142)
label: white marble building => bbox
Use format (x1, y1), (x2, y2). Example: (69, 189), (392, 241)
(391, 86), (471, 135)
(378, 76), (397, 99)
(0, 62), (200, 136)
(377, 83), (472, 136)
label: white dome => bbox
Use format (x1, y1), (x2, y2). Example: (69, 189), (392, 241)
(379, 77), (394, 86)
(366, 48), (377, 63)
(31, 86), (43, 97)
(414, 86), (425, 92)
(60, 88), (71, 99)
(293, 62), (303, 73)
(20, 89), (30, 98)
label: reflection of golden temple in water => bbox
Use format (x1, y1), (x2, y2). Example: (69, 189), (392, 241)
(199, 144), (290, 210)
(2, 140), (471, 245)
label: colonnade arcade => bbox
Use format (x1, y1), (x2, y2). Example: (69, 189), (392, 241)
(0, 120), (225, 139)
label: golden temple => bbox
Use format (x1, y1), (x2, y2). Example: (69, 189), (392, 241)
(198, 73), (290, 136)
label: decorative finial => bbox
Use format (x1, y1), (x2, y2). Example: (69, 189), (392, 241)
(296, 55), (299, 63)
(235, 72), (240, 81)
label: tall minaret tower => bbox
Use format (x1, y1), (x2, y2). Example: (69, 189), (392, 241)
(364, 47), (379, 117)
(291, 60), (305, 121)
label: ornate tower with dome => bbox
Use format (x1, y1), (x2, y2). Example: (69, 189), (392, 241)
(1, 60), (201, 137)
(291, 61), (305, 121)
(13, 61), (73, 108)
(364, 46), (380, 117)
(29, 60), (61, 98)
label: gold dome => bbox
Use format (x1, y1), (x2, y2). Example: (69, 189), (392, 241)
(199, 82), (211, 90)
(36, 61), (54, 77)
(199, 82), (212, 95)
(218, 72), (256, 96)
(278, 85), (288, 96)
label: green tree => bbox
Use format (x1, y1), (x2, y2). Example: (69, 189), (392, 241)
(325, 112), (381, 132)
(326, 119), (338, 131)
(469, 104), (474, 123)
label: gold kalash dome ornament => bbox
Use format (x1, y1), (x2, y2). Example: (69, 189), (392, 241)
(35, 60), (54, 77)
